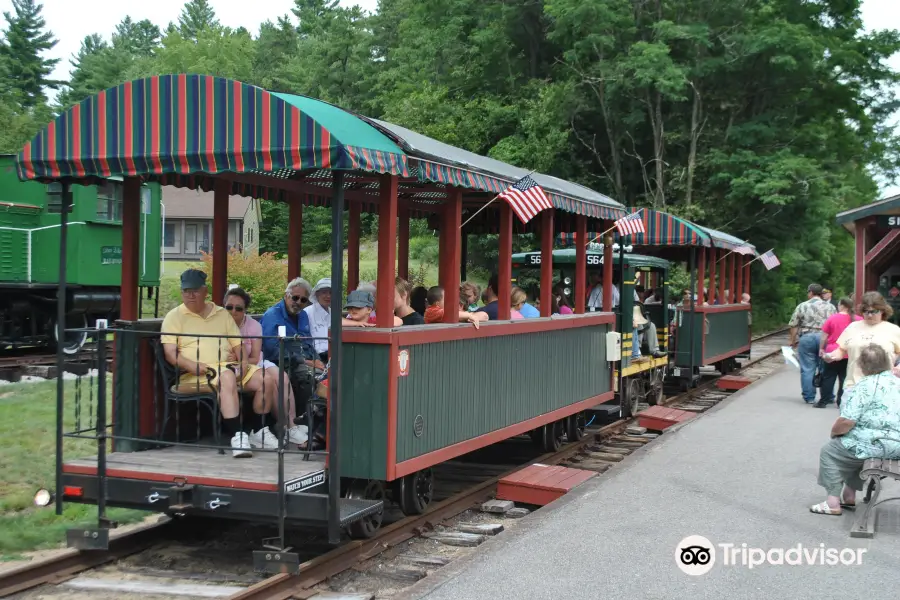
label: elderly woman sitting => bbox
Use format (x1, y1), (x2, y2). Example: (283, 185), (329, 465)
(811, 343), (900, 515)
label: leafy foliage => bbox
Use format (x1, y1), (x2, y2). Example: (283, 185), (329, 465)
(2, 0), (900, 325)
(0, 0), (59, 108)
(200, 249), (287, 310)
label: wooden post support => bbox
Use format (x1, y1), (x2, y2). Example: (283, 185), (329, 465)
(707, 248), (717, 305)
(377, 175), (399, 328)
(348, 202), (361, 292)
(697, 247), (706, 303)
(441, 187), (463, 323)
(575, 215), (587, 314)
(212, 178), (230, 306)
(602, 231), (613, 312)
(121, 177), (141, 320)
(287, 194), (303, 280)
(736, 256), (744, 301)
(398, 204), (410, 281)
(743, 258), (751, 297)
(727, 253), (735, 304)
(540, 209), (554, 317)
(717, 249), (727, 306)
(497, 203), (513, 320)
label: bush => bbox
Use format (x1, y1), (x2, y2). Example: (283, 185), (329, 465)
(201, 250), (287, 309)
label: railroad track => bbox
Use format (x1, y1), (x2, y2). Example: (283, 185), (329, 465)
(0, 329), (789, 599)
(0, 342), (112, 371)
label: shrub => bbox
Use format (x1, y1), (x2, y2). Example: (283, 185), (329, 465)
(201, 250), (288, 310)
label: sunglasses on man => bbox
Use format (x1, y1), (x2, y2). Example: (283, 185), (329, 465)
(224, 304), (245, 312)
(289, 295), (309, 304)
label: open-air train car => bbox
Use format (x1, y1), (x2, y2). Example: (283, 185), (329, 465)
(554, 209), (758, 394)
(20, 74), (635, 570)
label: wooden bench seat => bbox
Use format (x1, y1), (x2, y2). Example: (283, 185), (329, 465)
(850, 457), (900, 539)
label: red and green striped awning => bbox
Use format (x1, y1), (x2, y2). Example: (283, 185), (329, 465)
(16, 74), (410, 200)
(556, 209), (711, 248)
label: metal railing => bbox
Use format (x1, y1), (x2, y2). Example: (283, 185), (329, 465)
(58, 324), (335, 549)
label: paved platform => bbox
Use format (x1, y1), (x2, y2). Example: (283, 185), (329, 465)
(405, 363), (900, 599)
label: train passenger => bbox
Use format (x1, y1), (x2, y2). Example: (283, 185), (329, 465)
(260, 277), (322, 443)
(477, 274), (501, 320)
(508, 287), (526, 319)
(817, 297), (862, 408)
(410, 286), (428, 316)
(345, 289), (376, 325)
(518, 287), (540, 318)
(460, 281), (481, 312)
(741, 293), (751, 304)
(224, 287), (305, 446)
(789, 284), (836, 404)
(552, 283), (574, 315)
(811, 344), (900, 516)
(424, 286), (486, 327)
(822, 291), (900, 400)
(395, 277), (425, 325)
(644, 288), (663, 305)
(304, 277), (332, 363)
(586, 272), (603, 311)
(161, 269), (276, 458)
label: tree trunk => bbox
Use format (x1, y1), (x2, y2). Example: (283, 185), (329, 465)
(685, 81), (703, 208)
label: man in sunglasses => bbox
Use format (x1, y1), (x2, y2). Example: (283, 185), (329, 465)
(261, 278), (323, 423)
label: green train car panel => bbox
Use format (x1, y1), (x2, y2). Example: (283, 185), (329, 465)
(0, 155), (161, 287)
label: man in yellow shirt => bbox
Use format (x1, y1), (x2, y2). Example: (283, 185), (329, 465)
(161, 269), (276, 457)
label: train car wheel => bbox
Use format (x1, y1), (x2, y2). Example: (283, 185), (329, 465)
(541, 420), (564, 452)
(529, 428), (543, 448)
(565, 413), (585, 442)
(345, 479), (386, 539)
(398, 468), (434, 516)
(53, 314), (88, 355)
(620, 378), (641, 418)
(648, 368), (665, 406)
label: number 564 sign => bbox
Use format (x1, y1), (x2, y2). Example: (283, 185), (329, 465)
(527, 253), (602, 266)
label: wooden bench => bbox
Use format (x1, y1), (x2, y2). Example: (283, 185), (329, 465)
(850, 456), (900, 539)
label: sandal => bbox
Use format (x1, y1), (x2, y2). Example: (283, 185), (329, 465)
(809, 501), (842, 516)
(840, 501), (856, 510)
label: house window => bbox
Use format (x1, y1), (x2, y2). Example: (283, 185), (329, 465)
(163, 223), (180, 252)
(47, 182), (63, 213)
(96, 181), (123, 221)
(184, 222), (210, 255)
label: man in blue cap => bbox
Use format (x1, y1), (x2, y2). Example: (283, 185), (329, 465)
(161, 268), (278, 457)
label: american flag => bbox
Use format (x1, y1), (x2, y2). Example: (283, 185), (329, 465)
(760, 249), (780, 270)
(498, 174), (552, 224)
(614, 210), (645, 236)
(734, 244), (754, 255)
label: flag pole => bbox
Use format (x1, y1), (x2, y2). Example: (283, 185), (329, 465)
(714, 237), (754, 263)
(744, 248), (773, 266)
(585, 208), (645, 246)
(459, 170), (536, 229)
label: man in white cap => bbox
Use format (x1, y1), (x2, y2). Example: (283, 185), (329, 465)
(305, 278), (333, 363)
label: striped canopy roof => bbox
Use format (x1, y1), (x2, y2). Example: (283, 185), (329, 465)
(360, 118), (627, 221)
(15, 74), (410, 201)
(556, 208), (711, 248)
(698, 226), (757, 255)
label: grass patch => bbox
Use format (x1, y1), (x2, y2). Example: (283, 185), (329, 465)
(0, 379), (147, 554)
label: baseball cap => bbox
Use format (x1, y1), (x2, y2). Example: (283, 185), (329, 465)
(344, 290), (374, 309)
(180, 268), (207, 290)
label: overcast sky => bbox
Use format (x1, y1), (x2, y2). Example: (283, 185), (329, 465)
(1, 0), (898, 195)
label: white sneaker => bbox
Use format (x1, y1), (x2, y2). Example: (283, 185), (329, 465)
(231, 432), (252, 458)
(286, 424), (308, 446)
(248, 427), (279, 449)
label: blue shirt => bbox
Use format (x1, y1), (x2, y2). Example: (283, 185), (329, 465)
(519, 303), (540, 318)
(477, 301), (499, 320)
(840, 370), (900, 459)
(260, 300), (316, 364)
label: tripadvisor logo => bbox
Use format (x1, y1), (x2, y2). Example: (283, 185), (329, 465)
(675, 536), (867, 575)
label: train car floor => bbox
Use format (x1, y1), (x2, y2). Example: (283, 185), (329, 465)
(64, 445), (326, 491)
(401, 363), (900, 600)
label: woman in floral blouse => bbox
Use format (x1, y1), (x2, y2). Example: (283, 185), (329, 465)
(811, 344), (900, 515)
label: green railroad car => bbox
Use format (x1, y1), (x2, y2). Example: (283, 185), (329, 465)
(0, 155), (161, 353)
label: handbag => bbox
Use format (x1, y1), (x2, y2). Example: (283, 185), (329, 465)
(813, 369), (822, 388)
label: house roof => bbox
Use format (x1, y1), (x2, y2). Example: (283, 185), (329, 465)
(162, 187), (251, 219)
(835, 194), (900, 232)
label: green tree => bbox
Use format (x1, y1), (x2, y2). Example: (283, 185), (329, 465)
(0, 0), (60, 108)
(177, 0), (220, 41)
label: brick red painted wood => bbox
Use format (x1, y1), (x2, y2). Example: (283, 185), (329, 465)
(717, 375), (752, 391)
(637, 405), (696, 431)
(496, 463), (596, 506)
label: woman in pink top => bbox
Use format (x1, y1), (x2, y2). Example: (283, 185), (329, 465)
(817, 297), (861, 408)
(224, 288), (300, 435)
